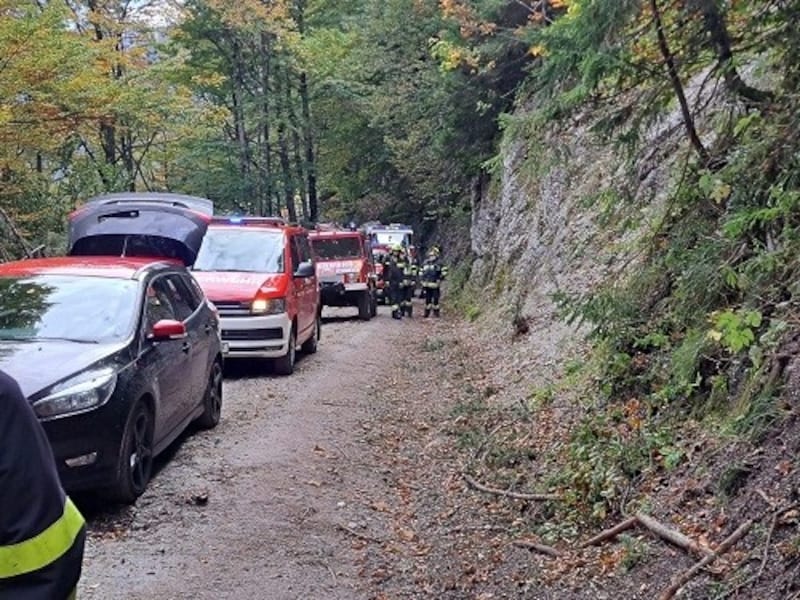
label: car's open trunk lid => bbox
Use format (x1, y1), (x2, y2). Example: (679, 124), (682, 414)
(68, 193), (213, 266)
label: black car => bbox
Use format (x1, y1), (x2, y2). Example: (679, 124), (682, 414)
(0, 193), (223, 502)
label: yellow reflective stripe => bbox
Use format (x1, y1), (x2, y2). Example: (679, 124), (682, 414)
(0, 497), (85, 579)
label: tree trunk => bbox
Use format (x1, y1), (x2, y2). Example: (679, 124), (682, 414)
(295, 0), (318, 222)
(87, 0), (117, 173)
(231, 36), (252, 205)
(286, 73), (307, 221)
(299, 71), (317, 223)
(650, 0), (710, 165)
(121, 131), (135, 190)
(690, 0), (772, 106)
(275, 59), (297, 223)
(259, 32), (274, 216)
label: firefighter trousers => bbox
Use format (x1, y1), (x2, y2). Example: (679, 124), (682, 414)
(387, 284), (403, 318)
(401, 284), (414, 316)
(423, 286), (441, 316)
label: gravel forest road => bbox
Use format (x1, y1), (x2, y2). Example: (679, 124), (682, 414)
(77, 305), (423, 600)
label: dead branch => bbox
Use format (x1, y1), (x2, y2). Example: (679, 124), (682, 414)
(512, 539), (561, 557)
(658, 519), (754, 600)
(635, 512), (713, 557)
(335, 523), (383, 544)
(446, 524), (511, 535)
(0, 206), (34, 257)
(721, 503), (800, 598)
(462, 473), (559, 501)
(580, 517), (638, 547)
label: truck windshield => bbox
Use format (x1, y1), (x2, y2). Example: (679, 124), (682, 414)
(194, 228), (285, 273)
(312, 237), (362, 260)
(373, 231), (411, 247)
(0, 275), (138, 343)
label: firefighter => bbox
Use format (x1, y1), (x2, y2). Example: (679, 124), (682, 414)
(384, 244), (405, 319)
(398, 247), (417, 317)
(0, 370), (86, 599)
(420, 247), (448, 317)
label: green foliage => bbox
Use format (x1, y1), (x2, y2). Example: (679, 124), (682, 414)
(708, 309), (763, 354)
(561, 407), (683, 522)
(619, 534), (650, 573)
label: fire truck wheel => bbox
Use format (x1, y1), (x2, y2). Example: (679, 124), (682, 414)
(358, 290), (372, 321)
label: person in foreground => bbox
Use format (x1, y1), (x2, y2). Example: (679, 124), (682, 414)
(0, 370), (86, 600)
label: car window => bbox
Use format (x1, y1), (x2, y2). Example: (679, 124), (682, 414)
(186, 273), (206, 304)
(182, 274), (206, 309)
(290, 236), (301, 271)
(297, 234), (312, 262)
(163, 274), (197, 321)
(0, 275), (138, 343)
(144, 277), (178, 330)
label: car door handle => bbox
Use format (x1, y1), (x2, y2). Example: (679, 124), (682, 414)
(181, 342), (191, 354)
(204, 324), (213, 335)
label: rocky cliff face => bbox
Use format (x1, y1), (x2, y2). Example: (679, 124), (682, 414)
(466, 77), (720, 391)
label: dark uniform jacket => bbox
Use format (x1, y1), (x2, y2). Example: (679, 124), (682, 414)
(383, 255), (405, 286)
(421, 258), (445, 287)
(0, 370), (85, 600)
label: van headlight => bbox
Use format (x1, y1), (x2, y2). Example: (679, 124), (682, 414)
(33, 367), (117, 420)
(251, 297), (286, 315)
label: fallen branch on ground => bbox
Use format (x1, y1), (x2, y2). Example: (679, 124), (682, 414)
(580, 517), (638, 547)
(462, 473), (559, 501)
(636, 512), (713, 557)
(512, 539), (561, 557)
(658, 519), (754, 600)
(335, 523), (384, 544)
(719, 502), (800, 599)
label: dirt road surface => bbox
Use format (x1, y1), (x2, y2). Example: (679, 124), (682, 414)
(77, 304), (456, 600)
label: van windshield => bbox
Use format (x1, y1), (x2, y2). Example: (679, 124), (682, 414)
(194, 228), (285, 274)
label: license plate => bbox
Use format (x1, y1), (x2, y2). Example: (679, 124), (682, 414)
(222, 342), (230, 355)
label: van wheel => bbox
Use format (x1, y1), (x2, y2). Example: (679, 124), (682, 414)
(274, 327), (296, 375)
(301, 315), (320, 354)
(358, 290), (372, 320)
(108, 401), (154, 504)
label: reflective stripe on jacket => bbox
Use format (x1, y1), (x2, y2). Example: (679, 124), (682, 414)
(421, 261), (446, 287)
(0, 498), (84, 579)
(0, 370), (86, 598)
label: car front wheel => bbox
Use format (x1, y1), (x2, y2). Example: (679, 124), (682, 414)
(196, 359), (223, 429)
(109, 400), (154, 503)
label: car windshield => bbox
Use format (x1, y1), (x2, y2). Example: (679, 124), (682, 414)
(194, 228), (285, 273)
(0, 275), (138, 343)
(312, 237), (362, 260)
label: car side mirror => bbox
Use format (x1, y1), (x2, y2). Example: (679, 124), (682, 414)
(294, 260), (315, 278)
(150, 319), (187, 341)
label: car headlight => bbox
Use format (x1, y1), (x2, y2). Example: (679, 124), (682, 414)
(33, 367), (117, 420)
(251, 297), (286, 315)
